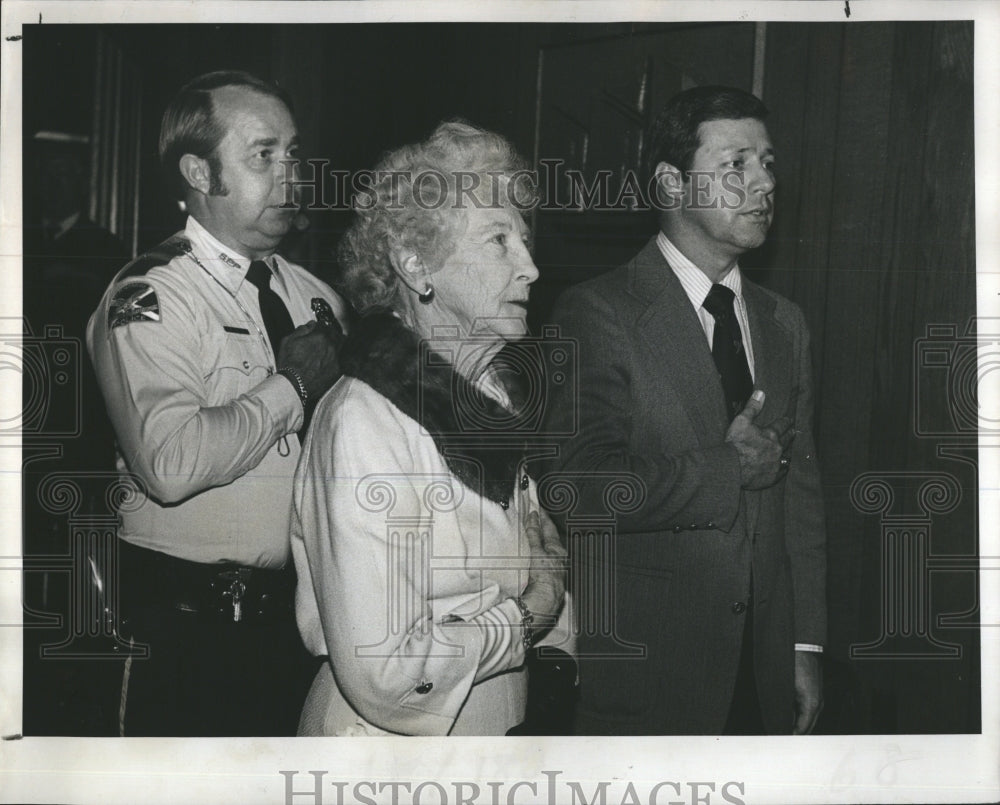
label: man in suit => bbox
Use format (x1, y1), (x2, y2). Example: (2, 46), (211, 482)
(543, 86), (826, 735)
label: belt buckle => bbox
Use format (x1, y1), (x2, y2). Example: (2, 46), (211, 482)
(215, 567), (252, 622)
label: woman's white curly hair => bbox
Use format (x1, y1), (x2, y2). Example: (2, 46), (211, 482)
(336, 121), (537, 314)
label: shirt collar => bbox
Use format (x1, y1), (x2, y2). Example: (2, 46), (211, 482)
(655, 230), (743, 309)
(184, 215), (280, 295)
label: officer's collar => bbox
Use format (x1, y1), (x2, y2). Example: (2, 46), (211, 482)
(184, 216), (281, 295)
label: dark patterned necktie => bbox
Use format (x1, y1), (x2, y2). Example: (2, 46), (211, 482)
(702, 283), (753, 421)
(245, 260), (294, 360)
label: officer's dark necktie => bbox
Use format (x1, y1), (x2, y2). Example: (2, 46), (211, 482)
(245, 260), (294, 361)
(246, 259), (315, 439)
(702, 283), (753, 421)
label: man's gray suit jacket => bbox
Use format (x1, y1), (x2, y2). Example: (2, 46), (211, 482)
(542, 236), (827, 735)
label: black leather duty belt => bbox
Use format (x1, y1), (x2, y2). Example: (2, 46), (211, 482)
(117, 539), (296, 624)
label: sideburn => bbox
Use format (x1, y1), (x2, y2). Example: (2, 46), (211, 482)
(207, 154), (229, 196)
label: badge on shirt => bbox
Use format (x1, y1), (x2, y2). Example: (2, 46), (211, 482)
(108, 282), (160, 329)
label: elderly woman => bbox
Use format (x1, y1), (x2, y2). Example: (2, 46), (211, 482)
(291, 122), (570, 736)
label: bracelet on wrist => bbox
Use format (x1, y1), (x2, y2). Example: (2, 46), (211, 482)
(513, 595), (536, 650)
(277, 367), (309, 410)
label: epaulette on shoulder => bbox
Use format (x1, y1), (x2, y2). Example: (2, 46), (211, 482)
(116, 234), (191, 281)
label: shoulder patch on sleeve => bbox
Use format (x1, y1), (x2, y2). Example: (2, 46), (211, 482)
(117, 234), (191, 281)
(109, 282), (160, 328)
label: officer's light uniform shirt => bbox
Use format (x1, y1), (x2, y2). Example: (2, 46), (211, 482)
(87, 215), (348, 568)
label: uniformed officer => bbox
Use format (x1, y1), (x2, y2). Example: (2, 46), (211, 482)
(87, 70), (347, 736)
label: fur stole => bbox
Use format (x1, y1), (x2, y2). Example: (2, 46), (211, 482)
(340, 311), (527, 508)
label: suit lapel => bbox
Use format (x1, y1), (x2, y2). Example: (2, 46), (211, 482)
(742, 279), (793, 533)
(742, 280), (793, 426)
(631, 238), (730, 441)
(625, 241), (797, 536)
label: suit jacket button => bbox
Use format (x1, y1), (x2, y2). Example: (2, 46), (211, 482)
(672, 525), (682, 533)
(688, 523), (698, 530)
(415, 682), (433, 694)
(730, 601), (747, 614)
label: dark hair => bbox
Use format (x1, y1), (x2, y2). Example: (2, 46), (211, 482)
(158, 70), (293, 200)
(645, 86), (768, 180)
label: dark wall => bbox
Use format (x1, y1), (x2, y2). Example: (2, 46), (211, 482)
(760, 21), (978, 733)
